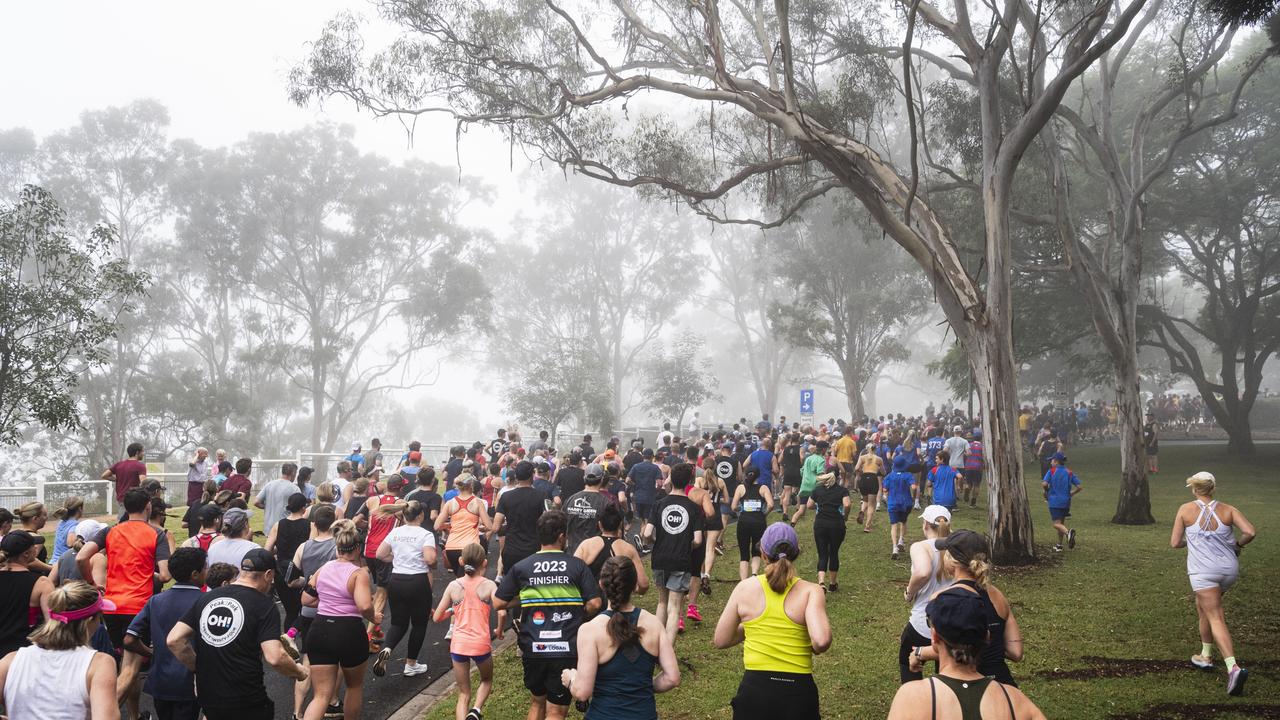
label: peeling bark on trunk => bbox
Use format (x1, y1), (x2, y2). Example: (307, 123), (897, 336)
(1112, 361), (1155, 524)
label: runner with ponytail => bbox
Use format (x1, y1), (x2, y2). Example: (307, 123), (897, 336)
(714, 523), (831, 720)
(563, 556), (679, 720)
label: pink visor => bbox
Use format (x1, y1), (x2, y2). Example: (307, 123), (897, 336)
(49, 593), (116, 623)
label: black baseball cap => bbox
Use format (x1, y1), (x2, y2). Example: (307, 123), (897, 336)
(926, 589), (989, 647)
(240, 547), (275, 572)
(197, 504), (224, 523)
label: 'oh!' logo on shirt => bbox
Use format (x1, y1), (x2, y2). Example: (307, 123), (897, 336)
(662, 505), (690, 534)
(199, 597), (245, 648)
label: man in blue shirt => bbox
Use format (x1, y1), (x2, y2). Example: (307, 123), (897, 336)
(748, 437), (776, 491)
(1042, 452), (1082, 552)
(627, 449), (664, 551)
(124, 546), (207, 720)
(882, 455), (918, 559)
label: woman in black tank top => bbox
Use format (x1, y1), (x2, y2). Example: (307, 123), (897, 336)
(573, 504), (648, 594)
(911, 531), (1023, 686)
(731, 470), (772, 579)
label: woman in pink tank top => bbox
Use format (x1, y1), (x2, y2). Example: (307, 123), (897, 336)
(301, 520), (376, 720)
(433, 543), (501, 720)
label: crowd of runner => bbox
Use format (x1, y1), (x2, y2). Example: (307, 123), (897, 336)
(0, 407), (1256, 719)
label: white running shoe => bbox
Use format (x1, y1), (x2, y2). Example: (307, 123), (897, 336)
(403, 662), (430, 677)
(1190, 655), (1214, 670)
(1227, 665), (1248, 696)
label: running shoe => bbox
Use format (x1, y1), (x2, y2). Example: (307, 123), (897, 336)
(467, 709), (484, 720)
(678, 619), (685, 633)
(573, 700), (589, 714)
(856, 510), (864, 524)
(875, 501), (882, 511)
(372, 647), (391, 677)
(1068, 529), (1077, 549)
(1052, 544), (1064, 552)
(819, 583), (827, 593)
(1227, 665), (1248, 696)
(891, 550), (900, 560)
(280, 632), (301, 661)
(324, 703), (344, 719)
(686, 604), (702, 622)
(404, 662), (430, 677)
(1190, 655), (1214, 670)
(700, 573), (712, 596)
(828, 583), (839, 593)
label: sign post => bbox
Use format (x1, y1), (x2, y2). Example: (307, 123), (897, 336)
(800, 389), (815, 426)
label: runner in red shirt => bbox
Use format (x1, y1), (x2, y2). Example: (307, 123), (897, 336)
(361, 473), (408, 649)
(102, 442), (148, 503)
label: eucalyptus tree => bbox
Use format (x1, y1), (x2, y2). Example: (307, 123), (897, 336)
(177, 124), (490, 453)
(1140, 47), (1280, 454)
(291, 0), (1181, 561)
(768, 198), (929, 419)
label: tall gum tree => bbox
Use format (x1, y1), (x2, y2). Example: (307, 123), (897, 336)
(291, 0), (1162, 562)
(1040, 6), (1276, 523)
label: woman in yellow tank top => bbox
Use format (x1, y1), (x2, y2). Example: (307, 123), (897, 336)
(713, 522), (831, 720)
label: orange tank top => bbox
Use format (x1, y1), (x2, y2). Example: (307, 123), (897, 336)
(450, 574), (493, 656)
(444, 496), (482, 550)
(105, 520), (159, 614)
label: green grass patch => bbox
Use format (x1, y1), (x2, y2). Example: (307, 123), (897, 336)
(422, 444), (1280, 719)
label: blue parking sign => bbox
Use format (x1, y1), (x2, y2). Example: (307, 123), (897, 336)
(800, 389), (814, 415)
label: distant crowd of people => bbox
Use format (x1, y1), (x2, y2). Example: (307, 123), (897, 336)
(0, 406), (1258, 720)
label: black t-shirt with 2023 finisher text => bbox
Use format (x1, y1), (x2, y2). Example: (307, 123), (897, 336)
(648, 493), (704, 572)
(179, 583), (280, 709)
(495, 549), (599, 659)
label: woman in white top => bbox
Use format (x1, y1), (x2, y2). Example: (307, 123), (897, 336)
(1171, 471), (1256, 696)
(899, 505), (953, 683)
(0, 580), (119, 720)
(373, 500), (438, 678)
(206, 508), (260, 570)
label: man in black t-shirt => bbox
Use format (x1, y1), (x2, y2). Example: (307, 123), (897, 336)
(167, 548), (306, 720)
(494, 460), (546, 575)
(643, 463), (704, 641)
(487, 428), (509, 463)
(495, 510), (601, 720)
(578, 433), (596, 461)
(563, 464), (611, 552)
(554, 450), (586, 501)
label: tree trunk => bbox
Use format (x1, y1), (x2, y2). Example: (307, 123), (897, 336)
(1224, 414), (1256, 455)
(1111, 359), (1155, 524)
(837, 362), (865, 420)
(970, 302), (1037, 564)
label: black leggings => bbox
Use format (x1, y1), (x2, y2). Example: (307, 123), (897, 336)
(812, 520), (845, 572)
(384, 573), (433, 661)
(899, 623), (932, 684)
(274, 568), (302, 630)
(737, 518), (766, 562)
(731, 670), (818, 719)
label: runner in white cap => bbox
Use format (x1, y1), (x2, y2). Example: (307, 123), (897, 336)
(898, 505), (953, 683)
(1171, 471), (1256, 696)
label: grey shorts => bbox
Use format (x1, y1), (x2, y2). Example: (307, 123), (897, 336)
(1189, 571), (1238, 593)
(654, 568), (692, 594)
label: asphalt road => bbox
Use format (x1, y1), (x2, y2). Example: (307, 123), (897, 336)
(140, 561), (493, 720)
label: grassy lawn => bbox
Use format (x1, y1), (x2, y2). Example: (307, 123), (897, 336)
(423, 444), (1280, 719)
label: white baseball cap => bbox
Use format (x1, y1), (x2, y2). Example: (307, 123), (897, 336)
(74, 519), (108, 541)
(919, 505), (952, 524)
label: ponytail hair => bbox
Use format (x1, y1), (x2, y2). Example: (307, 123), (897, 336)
(461, 542), (487, 576)
(53, 496), (83, 520)
(600, 556), (641, 648)
(762, 542), (799, 594)
(930, 516), (951, 538)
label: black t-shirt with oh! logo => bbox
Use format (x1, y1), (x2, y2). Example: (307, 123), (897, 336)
(180, 584), (280, 708)
(648, 494), (704, 572)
